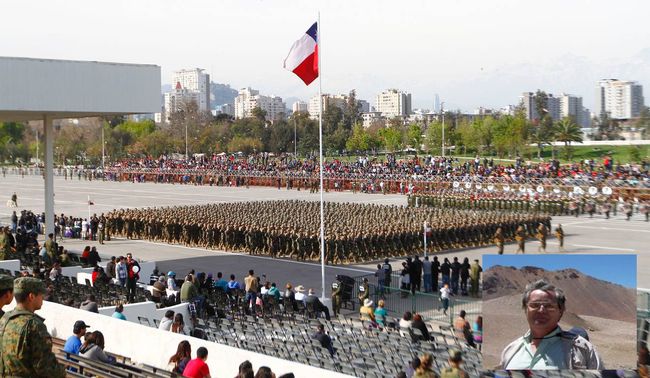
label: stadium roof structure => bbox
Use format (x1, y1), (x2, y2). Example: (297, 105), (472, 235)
(0, 56), (161, 235)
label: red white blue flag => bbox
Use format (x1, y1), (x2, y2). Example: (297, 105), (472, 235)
(284, 22), (318, 85)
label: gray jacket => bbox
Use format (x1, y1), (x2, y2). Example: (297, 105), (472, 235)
(500, 329), (603, 369)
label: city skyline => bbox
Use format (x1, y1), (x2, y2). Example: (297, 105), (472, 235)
(2, 0), (650, 112)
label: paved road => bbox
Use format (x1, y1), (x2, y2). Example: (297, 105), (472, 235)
(2, 174), (649, 290)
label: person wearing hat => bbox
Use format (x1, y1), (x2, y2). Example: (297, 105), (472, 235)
(63, 320), (90, 355)
(359, 298), (376, 324)
(469, 259), (482, 298)
(0, 277), (66, 377)
(0, 275), (14, 317)
(294, 285), (306, 306)
(440, 349), (467, 378)
(330, 276), (343, 317)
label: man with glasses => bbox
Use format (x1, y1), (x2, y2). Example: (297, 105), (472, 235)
(499, 279), (603, 369)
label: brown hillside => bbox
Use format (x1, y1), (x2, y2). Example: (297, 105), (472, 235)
(483, 265), (636, 322)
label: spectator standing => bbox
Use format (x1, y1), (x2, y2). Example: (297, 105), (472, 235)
(374, 264), (386, 295)
(244, 270), (258, 315)
(116, 256), (127, 287)
(440, 258), (451, 286)
(431, 256), (440, 291)
(167, 271), (178, 290)
(460, 257), (470, 296)
(469, 259), (482, 298)
(381, 258), (392, 293)
(422, 256), (432, 293)
(62, 321), (88, 357)
(126, 253), (140, 302)
(450, 257), (461, 295)
(152, 276), (167, 303)
(183, 346), (211, 378)
(105, 256), (117, 280)
(440, 283), (451, 315)
(168, 340), (192, 374)
(0, 277), (66, 377)
(411, 255), (423, 293)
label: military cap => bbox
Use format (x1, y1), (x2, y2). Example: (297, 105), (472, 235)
(0, 275), (14, 291)
(13, 277), (46, 296)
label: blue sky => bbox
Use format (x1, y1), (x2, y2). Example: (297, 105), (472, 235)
(1, 0), (649, 111)
(483, 254), (637, 289)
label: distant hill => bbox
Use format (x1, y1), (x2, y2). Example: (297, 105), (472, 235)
(210, 83), (238, 109)
(483, 265), (635, 322)
(482, 265), (637, 368)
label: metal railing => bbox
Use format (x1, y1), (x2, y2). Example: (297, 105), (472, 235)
(352, 273), (482, 324)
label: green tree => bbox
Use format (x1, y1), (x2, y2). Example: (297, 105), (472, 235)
(251, 107), (267, 122)
(635, 106), (650, 138)
(343, 90), (359, 130)
(346, 124), (371, 152)
(227, 136), (263, 154)
(379, 126), (403, 152)
(405, 124), (423, 151)
(554, 117), (583, 160)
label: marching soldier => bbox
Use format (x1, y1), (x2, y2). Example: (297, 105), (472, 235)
(515, 225), (526, 254)
(555, 224), (565, 252)
(537, 223), (548, 253)
(494, 227), (505, 255)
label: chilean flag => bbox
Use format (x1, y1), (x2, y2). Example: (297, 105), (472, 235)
(284, 22), (318, 85)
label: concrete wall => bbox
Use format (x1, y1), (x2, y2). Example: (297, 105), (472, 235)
(2, 301), (349, 377)
(0, 56), (160, 116)
(0, 260), (22, 274)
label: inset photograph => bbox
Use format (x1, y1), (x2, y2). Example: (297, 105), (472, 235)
(481, 254), (637, 370)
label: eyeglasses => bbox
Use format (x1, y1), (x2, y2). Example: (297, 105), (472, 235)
(527, 302), (559, 311)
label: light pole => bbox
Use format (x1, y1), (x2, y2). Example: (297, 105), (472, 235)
(185, 122), (188, 161)
(35, 129), (39, 164)
(440, 102), (445, 157)
(101, 125), (105, 168)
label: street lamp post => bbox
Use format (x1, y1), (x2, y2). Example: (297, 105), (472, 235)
(185, 122), (188, 161)
(440, 102), (445, 157)
(101, 126), (105, 168)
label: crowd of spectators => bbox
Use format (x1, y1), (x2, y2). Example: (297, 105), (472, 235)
(101, 153), (649, 187)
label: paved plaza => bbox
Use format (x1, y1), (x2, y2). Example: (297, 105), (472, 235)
(1, 174), (649, 291)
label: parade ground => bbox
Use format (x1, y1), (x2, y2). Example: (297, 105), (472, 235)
(1, 174), (649, 291)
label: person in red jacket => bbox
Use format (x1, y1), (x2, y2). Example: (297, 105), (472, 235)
(182, 347), (211, 378)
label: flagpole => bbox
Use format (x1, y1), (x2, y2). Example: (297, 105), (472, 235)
(87, 195), (91, 220)
(317, 12), (326, 300)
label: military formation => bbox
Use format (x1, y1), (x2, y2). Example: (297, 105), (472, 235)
(408, 191), (648, 218)
(105, 200), (550, 264)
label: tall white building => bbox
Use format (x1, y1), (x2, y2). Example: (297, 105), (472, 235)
(163, 81), (201, 122)
(520, 92), (561, 122)
(307, 94), (347, 120)
(559, 93), (590, 127)
(170, 68), (210, 112)
(292, 101), (308, 114)
(234, 87), (286, 121)
(595, 79), (644, 120)
(375, 89), (412, 118)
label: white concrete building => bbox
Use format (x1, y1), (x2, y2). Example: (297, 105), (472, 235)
(307, 94), (347, 120)
(234, 87), (286, 121)
(163, 82), (200, 122)
(292, 101), (308, 114)
(361, 111), (384, 128)
(559, 93), (591, 127)
(170, 68), (210, 112)
(375, 89), (412, 118)
(595, 79), (644, 120)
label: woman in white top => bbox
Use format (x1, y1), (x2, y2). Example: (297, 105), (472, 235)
(440, 283), (451, 315)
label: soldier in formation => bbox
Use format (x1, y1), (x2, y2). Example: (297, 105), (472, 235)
(104, 200), (551, 264)
(536, 223), (548, 253)
(555, 224), (565, 252)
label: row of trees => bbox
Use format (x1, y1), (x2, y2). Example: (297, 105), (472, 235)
(1, 91), (648, 165)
